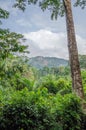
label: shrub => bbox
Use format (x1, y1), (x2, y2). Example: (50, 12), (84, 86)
(34, 76), (71, 95)
(0, 88), (83, 130)
(34, 75), (58, 94)
(0, 88), (53, 130)
(53, 94), (82, 130)
(55, 78), (72, 95)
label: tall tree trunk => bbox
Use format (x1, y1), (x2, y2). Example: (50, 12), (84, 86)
(63, 0), (84, 98)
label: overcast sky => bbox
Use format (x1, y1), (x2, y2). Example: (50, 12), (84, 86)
(0, 0), (86, 59)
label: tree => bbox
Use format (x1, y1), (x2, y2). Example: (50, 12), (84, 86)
(0, 8), (9, 24)
(0, 7), (29, 60)
(0, 7), (30, 88)
(0, 29), (29, 59)
(14, 0), (85, 98)
(62, 0), (84, 98)
(74, 0), (86, 9)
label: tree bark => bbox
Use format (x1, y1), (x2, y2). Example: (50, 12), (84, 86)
(63, 0), (84, 98)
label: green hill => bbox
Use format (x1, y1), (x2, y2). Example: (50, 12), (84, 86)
(29, 56), (68, 69)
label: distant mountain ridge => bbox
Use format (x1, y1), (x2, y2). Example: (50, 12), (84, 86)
(29, 56), (68, 69)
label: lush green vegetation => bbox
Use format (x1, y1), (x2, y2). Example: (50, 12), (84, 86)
(0, 87), (83, 130)
(0, 54), (86, 129)
(0, 28), (86, 129)
(0, 3), (86, 130)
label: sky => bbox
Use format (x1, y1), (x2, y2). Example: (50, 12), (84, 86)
(0, 0), (86, 59)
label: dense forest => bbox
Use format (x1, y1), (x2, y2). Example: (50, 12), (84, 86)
(0, 53), (86, 129)
(0, 0), (86, 130)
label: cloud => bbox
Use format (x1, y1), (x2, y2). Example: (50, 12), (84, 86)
(24, 29), (68, 58)
(25, 29), (67, 49)
(24, 29), (86, 59)
(76, 35), (86, 54)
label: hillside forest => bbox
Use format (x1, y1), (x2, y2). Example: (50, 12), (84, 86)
(0, 0), (86, 130)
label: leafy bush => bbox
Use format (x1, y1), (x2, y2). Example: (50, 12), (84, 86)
(0, 57), (34, 91)
(34, 75), (57, 94)
(34, 76), (71, 95)
(0, 87), (83, 130)
(0, 88), (53, 130)
(53, 94), (82, 130)
(56, 78), (72, 95)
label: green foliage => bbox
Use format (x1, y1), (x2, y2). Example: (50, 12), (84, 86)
(81, 70), (86, 98)
(0, 8), (9, 24)
(79, 55), (86, 69)
(0, 1), (85, 129)
(0, 57), (34, 90)
(0, 88), (53, 130)
(34, 75), (71, 95)
(0, 60), (85, 130)
(0, 88), (83, 130)
(36, 66), (70, 78)
(53, 94), (82, 130)
(39, 0), (65, 19)
(14, 0), (38, 11)
(56, 78), (72, 95)
(34, 75), (58, 94)
(14, 0), (64, 19)
(14, 0), (86, 20)
(34, 75), (54, 94)
(74, 0), (86, 9)
(0, 29), (28, 59)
